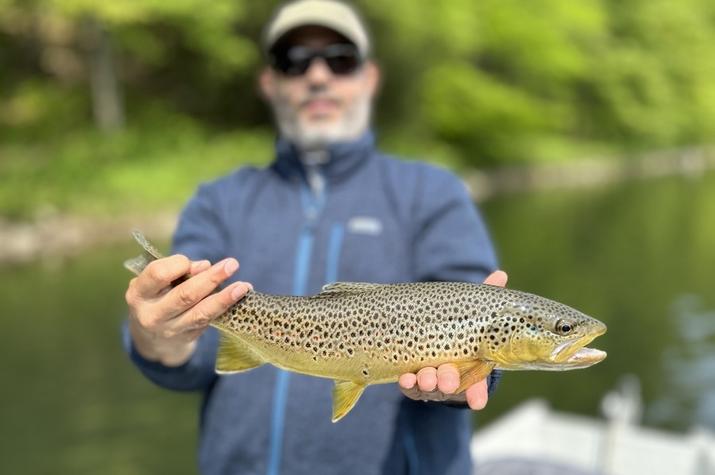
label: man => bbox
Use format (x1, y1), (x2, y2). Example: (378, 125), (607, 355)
(123, 1), (505, 474)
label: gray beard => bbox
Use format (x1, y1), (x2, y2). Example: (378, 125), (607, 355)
(272, 94), (372, 152)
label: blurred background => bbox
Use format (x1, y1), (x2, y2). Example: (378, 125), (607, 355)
(1, 0), (714, 473)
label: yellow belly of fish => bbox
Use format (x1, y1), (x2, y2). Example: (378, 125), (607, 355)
(213, 325), (495, 422)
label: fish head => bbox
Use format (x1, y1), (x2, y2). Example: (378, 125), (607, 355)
(480, 290), (607, 371)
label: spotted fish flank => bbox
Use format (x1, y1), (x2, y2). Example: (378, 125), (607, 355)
(125, 231), (608, 422)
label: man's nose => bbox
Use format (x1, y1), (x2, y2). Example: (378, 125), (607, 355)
(304, 58), (333, 85)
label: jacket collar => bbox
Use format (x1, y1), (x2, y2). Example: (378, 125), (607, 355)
(271, 130), (376, 184)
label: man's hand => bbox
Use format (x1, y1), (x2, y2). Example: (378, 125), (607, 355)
(125, 254), (252, 366)
(398, 270), (508, 410)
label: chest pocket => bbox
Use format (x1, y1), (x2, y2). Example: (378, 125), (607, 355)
(334, 216), (410, 284)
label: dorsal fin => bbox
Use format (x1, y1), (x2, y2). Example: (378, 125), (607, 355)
(319, 282), (383, 295)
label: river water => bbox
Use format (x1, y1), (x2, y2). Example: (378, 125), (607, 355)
(2, 172), (714, 474)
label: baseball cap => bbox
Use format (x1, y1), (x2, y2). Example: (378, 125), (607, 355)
(263, 0), (370, 57)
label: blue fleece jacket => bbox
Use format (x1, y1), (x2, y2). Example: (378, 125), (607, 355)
(124, 131), (499, 475)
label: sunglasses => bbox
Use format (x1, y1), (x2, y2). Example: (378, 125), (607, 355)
(269, 43), (364, 77)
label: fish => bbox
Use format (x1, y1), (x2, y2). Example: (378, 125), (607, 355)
(125, 231), (607, 422)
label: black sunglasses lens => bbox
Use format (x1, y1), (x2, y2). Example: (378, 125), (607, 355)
(323, 44), (361, 75)
(325, 53), (360, 75)
(272, 46), (311, 76)
(282, 58), (311, 76)
(271, 44), (362, 76)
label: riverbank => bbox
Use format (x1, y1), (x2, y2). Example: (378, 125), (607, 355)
(0, 211), (178, 265)
(464, 145), (715, 201)
(2, 145), (713, 265)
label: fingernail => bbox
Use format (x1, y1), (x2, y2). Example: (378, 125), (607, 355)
(224, 258), (239, 275)
(230, 282), (247, 301)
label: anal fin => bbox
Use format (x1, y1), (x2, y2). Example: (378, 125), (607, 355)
(332, 380), (366, 423)
(454, 360), (496, 393)
(216, 331), (264, 374)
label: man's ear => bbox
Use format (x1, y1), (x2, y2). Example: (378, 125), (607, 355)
(364, 60), (381, 99)
(258, 67), (275, 101)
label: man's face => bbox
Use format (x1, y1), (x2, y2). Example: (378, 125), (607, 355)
(260, 26), (380, 150)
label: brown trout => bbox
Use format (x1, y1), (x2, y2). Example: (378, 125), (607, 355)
(125, 231), (607, 422)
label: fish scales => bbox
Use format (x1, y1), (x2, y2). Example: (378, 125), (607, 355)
(125, 231), (607, 422)
(215, 283), (521, 382)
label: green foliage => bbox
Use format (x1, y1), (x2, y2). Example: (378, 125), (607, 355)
(45, 0), (257, 73)
(362, 0), (715, 163)
(1, 0), (715, 217)
(0, 110), (273, 219)
(423, 62), (562, 163)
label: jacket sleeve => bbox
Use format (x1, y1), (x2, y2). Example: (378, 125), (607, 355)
(412, 166), (502, 397)
(122, 183), (229, 392)
(412, 166), (497, 285)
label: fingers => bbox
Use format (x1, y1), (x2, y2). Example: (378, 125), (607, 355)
(161, 258), (240, 319)
(436, 364), (460, 394)
(399, 366), (489, 410)
(402, 364), (459, 394)
(132, 254), (193, 297)
(465, 379), (489, 410)
(484, 270), (508, 288)
(168, 280), (252, 333)
(398, 373), (417, 389)
(416, 367), (437, 392)
(189, 260), (211, 276)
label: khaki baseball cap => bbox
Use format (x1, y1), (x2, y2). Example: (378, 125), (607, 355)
(263, 0), (370, 56)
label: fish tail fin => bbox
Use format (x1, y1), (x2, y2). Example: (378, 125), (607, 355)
(216, 330), (265, 374)
(124, 230), (164, 276)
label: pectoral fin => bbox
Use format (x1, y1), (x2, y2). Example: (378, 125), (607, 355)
(215, 331), (264, 374)
(453, 360), (496, 393)
(332, 380), (366, 423)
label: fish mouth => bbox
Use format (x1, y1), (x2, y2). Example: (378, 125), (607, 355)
(544, 343), (607, 370)
(550, 323), (607, 368)
(563, 347), (607, 368)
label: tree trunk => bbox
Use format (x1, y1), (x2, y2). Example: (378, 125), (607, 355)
(84, 17), (124, 132)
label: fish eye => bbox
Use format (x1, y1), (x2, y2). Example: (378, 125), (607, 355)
(555, 319), (575, 335)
